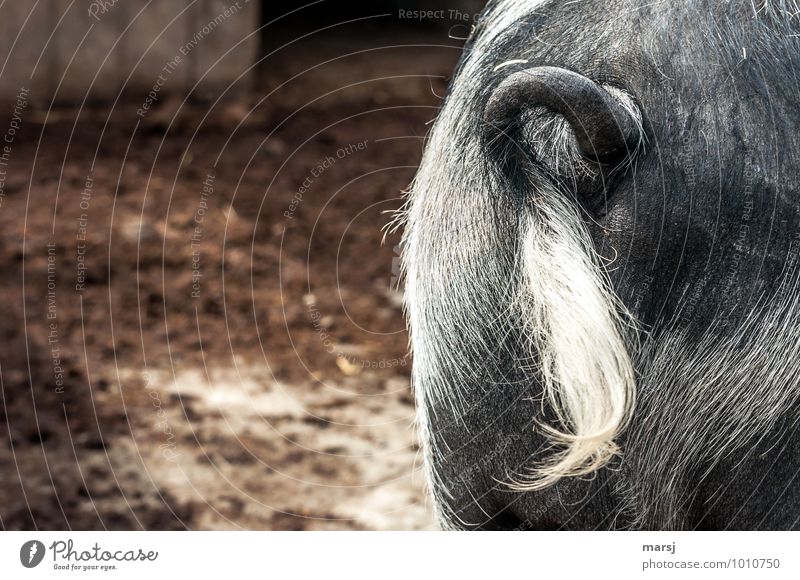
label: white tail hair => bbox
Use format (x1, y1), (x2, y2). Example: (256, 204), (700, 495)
(511, 184), (637, 489)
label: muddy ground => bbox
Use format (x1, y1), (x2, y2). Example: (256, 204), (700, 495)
(0, 28), (463, 530)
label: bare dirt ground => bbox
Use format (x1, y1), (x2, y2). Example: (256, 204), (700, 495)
(0, 29), (462, 530)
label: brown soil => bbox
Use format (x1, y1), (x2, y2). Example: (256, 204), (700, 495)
(0, 30), (461, 530)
